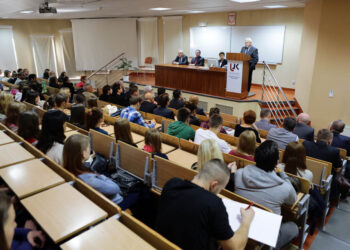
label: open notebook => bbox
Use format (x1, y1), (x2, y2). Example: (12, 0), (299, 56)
(222, 198), (282, 247)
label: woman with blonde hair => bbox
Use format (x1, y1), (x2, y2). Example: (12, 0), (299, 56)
(0, 92), (13, 122)
(192, 139), (224, 170)
(4, 102), (26, 133)
(229, 130), (256, 161)
(114, 118), (137, 147)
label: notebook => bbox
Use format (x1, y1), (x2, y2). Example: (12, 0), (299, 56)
(222, 198), (282, 247)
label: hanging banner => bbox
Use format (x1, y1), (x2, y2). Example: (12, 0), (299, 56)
(226, 60), (243, 93)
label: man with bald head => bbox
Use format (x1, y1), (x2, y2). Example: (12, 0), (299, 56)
(156, 159), (254, 250)
(240, 38), (259, 93)
(330, 120), (350, 157)
(293, 113), (314, 141)
(140, 92), (157, 113)
(172, 50), (189, 65)
(189, 95), (206, 116)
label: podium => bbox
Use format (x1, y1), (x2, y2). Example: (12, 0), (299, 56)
(225, 53), (251, 99)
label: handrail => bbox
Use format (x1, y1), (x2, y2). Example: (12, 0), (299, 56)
(261, 61), (297, 126)
(87, 52), (125, 80)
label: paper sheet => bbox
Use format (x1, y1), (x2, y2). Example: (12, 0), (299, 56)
(222, 198), (282, 247)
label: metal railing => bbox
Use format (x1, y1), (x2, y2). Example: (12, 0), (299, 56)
(261, 61), (297, 127)
(87, 52), (125, 85)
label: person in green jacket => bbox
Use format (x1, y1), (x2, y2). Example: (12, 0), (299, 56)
(167, 107), (195, 141)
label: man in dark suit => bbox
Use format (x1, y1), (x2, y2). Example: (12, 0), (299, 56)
(293, 113), (315, 141)
(330, 120), (350, 156)
(218, 52), (227, 68)
(190, 49), (205, 66)
(172, 50), (188, 65)
(240, 38), (259, 93)
(303, 129), (342, 173)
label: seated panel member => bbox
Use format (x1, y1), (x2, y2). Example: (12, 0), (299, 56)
(190, 49), (205, 66)
(172, 50), (189, 65)
(218, 52), (228, 68)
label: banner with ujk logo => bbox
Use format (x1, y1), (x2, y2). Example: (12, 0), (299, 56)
(226, 60), (243, 93)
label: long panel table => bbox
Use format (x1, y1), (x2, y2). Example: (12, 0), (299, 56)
(155, 64), (229, 98)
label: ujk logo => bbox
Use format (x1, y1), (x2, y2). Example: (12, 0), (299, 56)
(230, 63), (239, 72)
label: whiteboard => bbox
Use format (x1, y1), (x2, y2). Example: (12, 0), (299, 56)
(190, 26), (231, 59)
(189, 25), (285, 63)
(231, 26), (285, 64)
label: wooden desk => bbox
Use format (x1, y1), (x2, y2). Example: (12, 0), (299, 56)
(137, 141), (176, 154)
(0, 130), (14, 145)
(61, 218), (155, 250)
(0, 159), (65, 199)
(21, 183), (107, 243)
(167, 149), (197, 169)
(156, 64), (228, 98)
(101, 124), (115, 135)
(65, 130), (82, 140)
(0, 143), (35, 168)
(132, 132), (144, 144)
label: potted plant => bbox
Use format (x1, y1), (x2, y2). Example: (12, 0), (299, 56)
(117, 57), (133, 82)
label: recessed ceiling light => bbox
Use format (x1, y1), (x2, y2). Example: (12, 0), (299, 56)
(149, 7), (171, 11)
(230, 0), (260, 3)
(57, 8), (99, 13)
(264, 5), (288, 8)
(20, 10), (34, 14)
(188, 10), (205, 13)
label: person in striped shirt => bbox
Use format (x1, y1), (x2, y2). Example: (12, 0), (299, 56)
(120, 96), (155, 128)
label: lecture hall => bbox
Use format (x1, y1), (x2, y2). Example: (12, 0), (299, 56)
(0, 0), (349, 249)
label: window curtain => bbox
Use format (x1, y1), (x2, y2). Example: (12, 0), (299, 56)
(0, 26), (18, 71)
(60, 29), (78, 77)
(31, 35), (57, 76)
(137, 17), (158, 66)
(162, 16), (183, 64)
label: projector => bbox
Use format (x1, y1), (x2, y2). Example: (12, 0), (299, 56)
(39, 2), (57, 14)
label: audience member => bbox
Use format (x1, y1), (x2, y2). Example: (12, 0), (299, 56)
(153, 93), (175, 119)
(24, 90), (40, 107)
(143, 85), (153, 96)
(293, 113), (314, 141)
(167, 107), (195, 141)
(99, 85), (112, 102)
(49, 76), (60, 88)
(70, 94), (86, 128)
(155, 87), (166, 103)
(111, 81), (127, 106)
(114, 118), (137, 147)
(43, 71), (49, 80)
(281, 142), (313, 182)
(87, 95), (98, 109)
(14, 72), (26, 86)
(330, 120), (350, 156)
(27, 74), (42, 94)
(140, 92), (157, 113)
(8, 71), (17, 84)
(0, 192), (46, 249)
(232, 140), (299, 248)
(18, 111), (40, 145)
(63, 134), (123, 205)
(4, 102), (26, 133)
(184, 101), (201, 126)
(43, 95), (55, 110)
(254, 108), (276, 131)
(2, 70), (10, 82)
(36, 109), (67, 165)
(189, 95), (206, 116)
(234, 110), (261, 143)
(58, 72), (66, 82)
(53, 93), (69, 121)
(0, 92), (13, 122)
(195, 114), (231, 154)
(62, 76), (75, 101)
(83, 84), (96, 100)
(168, 89), (184, 109)
(86, 108), (108, 135)
(229, 130), (256, 161)
(200, 107), (227, 134)
(124, 84), (139, 106)
(120, 96), (155, 128)
(192, 139), (224, 171)
(156, 159), (254, 250)
(303, 129), (342, 173)
(143, 128), (168, 159)
(22, 68), (29, 79)
(267, 117), (298, 149)
(76, 75), (87, 88)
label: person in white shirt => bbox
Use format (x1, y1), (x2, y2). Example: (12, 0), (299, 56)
(194, 114), (231, 154)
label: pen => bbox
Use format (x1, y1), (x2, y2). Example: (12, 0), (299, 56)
(245, 202), (254, 210)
